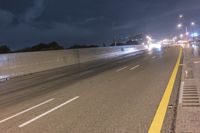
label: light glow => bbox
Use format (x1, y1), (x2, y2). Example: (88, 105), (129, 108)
(191, 22), (195, 26)
(177, 24), (182, 28)
(191, 32), (198, 37)
(148, 42), (162, 51)
(146, 36), (152, 41)
(180, 34), (184, 38)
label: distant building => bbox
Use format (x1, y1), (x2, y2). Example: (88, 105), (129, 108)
(111, 34), (145, 46)
(127, 34), (144, 45)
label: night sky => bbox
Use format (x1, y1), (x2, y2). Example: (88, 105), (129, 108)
(0, 0), (200, 50)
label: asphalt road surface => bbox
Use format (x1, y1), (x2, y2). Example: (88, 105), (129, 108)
(0, 46), (180, 133)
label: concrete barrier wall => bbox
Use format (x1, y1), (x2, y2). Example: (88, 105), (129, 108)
(0, 45), (147, 80)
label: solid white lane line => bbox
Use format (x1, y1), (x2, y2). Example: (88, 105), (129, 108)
(0, 98), (54, 124)
(116, 66), (128, 72)
(18, 96), (79, 128)
(129, 65), (140, 71)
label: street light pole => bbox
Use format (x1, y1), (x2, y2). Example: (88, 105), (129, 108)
(185, 26), (189, 41)
(191, 22), (196, 41)
(177, 14), (197, 41)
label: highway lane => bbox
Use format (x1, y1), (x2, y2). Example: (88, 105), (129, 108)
(0, 50), (147, 107)
(0, 46), (180, 133)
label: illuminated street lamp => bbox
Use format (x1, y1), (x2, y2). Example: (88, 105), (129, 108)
(176, 15), (195, 41)
(191, 22), (195, 26)
(179, 14), (183, 19)
(177, 23), (182, 28)
(180, 34), (184, 39)
(190, 22), (196, 41)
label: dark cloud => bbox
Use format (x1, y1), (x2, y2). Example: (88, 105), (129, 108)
(0, 0), (200, 49)
(22, 0), (46, 23)
(0, 9), (14, 27)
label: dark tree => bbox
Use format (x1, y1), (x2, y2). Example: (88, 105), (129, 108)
(48, 41), (64, 50)
(31, 43), (48, 51)
(68, 44), (99, 49)
(0, 45), (11, 54)
(16, 41), (64, 52)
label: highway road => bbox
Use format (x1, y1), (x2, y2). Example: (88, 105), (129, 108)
(0, 46), (181, 133)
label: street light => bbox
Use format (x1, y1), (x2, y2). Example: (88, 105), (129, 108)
(176, 15), (197, 41)
(180, 34), (184, 39)
(191, 22), (195, 26)
(179, 14), (183, 19)
(190, 22), (196, 41)
(177, 23), (182, 28)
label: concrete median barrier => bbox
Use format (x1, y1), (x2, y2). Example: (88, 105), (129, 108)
(0, 45), (147, 80)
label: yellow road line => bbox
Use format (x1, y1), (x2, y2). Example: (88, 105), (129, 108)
(148, 47), (182, 133)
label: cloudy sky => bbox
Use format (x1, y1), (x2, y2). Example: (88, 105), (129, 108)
(0, 0), (200, 50)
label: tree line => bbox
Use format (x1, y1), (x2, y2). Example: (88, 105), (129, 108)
(0, 42), (99, 54)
